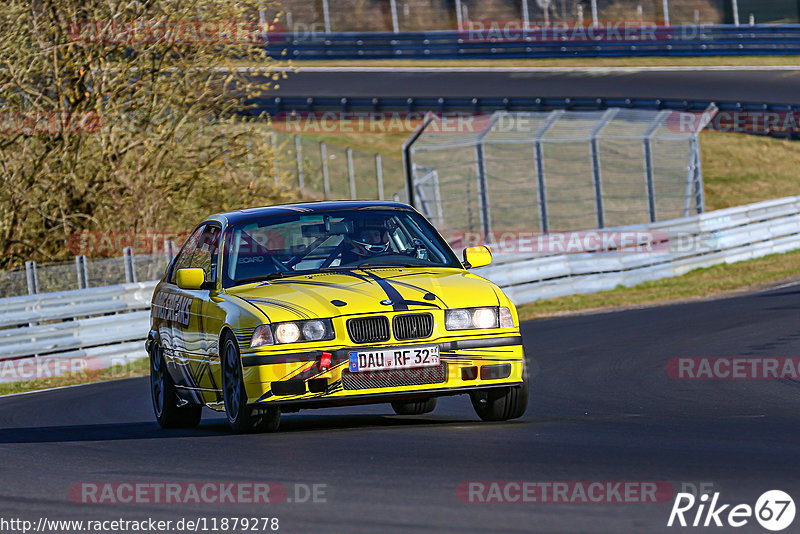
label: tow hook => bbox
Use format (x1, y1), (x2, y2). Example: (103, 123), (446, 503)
(319, 352), (332, 371)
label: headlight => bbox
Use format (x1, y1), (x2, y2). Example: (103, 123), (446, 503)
(267, 319), (335, 345)
(302, 319), (327, 341)
(250, 325), (274, 348)
(472, 308), (497, 329)
(445, 307), (499, 330)
(444, 309), (472, 330)
(275, 322), (301, 344)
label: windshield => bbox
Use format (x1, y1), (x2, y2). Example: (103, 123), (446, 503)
(222, 208), (462, 287)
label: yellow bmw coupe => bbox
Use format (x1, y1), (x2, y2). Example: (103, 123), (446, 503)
(146, 201), (528, 433)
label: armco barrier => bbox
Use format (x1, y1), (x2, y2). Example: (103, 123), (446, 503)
(2, 196), (800, 382)
(264, 25), (800, 60)
(474, 196), (800, 305)
(254, 97), (800, 140)
(0, 281), (156, 383)
(259, 96), (788, 115)
(0, 281), (155, 328)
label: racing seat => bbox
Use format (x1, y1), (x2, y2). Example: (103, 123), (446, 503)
(232, 231), (286, 280)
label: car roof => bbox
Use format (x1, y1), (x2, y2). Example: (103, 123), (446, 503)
(204, 200), (415, 227)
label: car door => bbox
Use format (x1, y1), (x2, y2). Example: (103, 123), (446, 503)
(153, 223), (204, 372)
(171, 223), (223, 405)
(154, 224), (205, 399)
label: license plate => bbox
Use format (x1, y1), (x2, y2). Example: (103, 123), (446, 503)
(348, 345), (440, 373)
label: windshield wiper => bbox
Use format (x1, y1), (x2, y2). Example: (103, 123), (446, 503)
(301, 267), (355, 275)
(358, 262), (419, 268)
(234, 271), (293, 285)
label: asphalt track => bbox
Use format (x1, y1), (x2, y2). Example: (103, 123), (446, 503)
(265, 66), (800, 105)
(2, 284), (800, 533)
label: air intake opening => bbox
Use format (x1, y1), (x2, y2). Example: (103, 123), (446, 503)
(480, 364), (512, 380)
(347, 316), (390, 344)
(393, 313), (434, 341)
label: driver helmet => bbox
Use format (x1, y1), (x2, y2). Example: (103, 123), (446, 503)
(347, 219), (390, 256)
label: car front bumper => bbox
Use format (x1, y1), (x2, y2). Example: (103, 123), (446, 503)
(238, 334), (526, 408)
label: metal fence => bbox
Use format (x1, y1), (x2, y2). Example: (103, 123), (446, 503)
(405, 108), (716, 242)
(0, 249), (171, 299)
(272, 1), (800, 34)
(269, 131), (409, 202)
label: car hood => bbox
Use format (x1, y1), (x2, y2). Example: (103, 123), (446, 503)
(225, 268), (503, 322)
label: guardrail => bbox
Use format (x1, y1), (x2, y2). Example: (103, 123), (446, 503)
(0, 282), (156, 383)
(3, 195), (800, 382)
(265, 25), (800, 60)
(474, 196), (800, 305)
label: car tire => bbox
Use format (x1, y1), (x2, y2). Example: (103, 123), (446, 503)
(391, 398), (437, 415)
(470, 376), (529, 422)
(150, 344), (202, 429)
(221, 335), (280, 434)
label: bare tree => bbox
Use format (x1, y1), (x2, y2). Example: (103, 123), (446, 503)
(0, 0), (295, 269)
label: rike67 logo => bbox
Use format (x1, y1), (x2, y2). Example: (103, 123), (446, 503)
(668, 490), (795, 531)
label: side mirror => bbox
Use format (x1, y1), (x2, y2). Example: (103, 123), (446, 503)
(176, 268), (206, 290)
(463, 246), (492, 269)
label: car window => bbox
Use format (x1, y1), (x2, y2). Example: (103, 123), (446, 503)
(222, 209), (461, 287)
(191, 225), (221, 283)
(169, 225), (206, 284)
